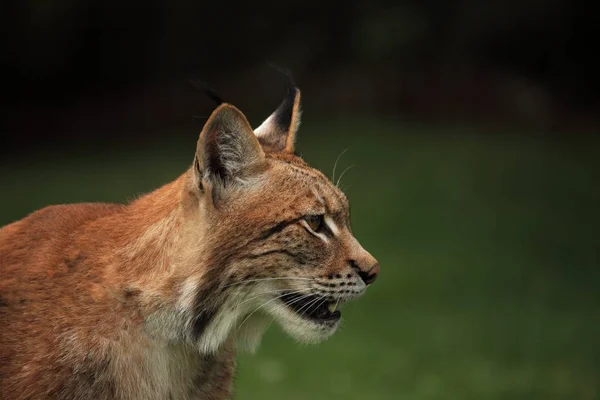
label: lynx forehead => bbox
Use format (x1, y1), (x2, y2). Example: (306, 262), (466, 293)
(0, 74), (379, 400)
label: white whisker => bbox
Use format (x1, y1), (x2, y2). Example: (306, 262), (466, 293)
(332, 147), (349, 183)
(336, 164), (354, 187)
(279, 292), (315, 309)
(295, 294), (324, 318)
(301, 296), (328, 319)
(236, 288), (310, 309)
(223, 277), (313, 289)
(236, 294), (290, 333)
(265, 316), (276, 330)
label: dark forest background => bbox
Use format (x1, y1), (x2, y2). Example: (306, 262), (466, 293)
(1, 0), (599, 156)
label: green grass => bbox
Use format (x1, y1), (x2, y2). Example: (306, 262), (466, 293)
(1, 119), (599, 399)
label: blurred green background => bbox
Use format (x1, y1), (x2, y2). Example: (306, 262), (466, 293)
(1, 119), (598, 399)
(2, 0), (600, 398)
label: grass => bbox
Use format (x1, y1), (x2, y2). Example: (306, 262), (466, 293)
(1, 118), (599, 399)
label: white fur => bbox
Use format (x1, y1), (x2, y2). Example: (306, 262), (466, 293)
(194, 281), (339, 354)
(264, 298), (338, 343)
(196, 289), (267, 354)
(324, 215), (340, 236)
(254, 115), (275, 137)
(178, 277), (199, 312)
(235, 313), (271, 353)
(197, 304), (243, 354)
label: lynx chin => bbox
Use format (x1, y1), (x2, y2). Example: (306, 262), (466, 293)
(0, 75), (380, 400)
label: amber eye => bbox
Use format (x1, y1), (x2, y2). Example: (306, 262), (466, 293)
(305, 215), (324, 232)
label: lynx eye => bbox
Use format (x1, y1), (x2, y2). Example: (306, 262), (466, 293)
(305, 215), (324, 233)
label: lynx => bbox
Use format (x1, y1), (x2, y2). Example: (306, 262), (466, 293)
(0, 76), (379, 399)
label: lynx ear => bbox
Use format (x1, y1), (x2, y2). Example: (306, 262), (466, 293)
(195, 104), (265, 195)
(254, 74), (302, 153)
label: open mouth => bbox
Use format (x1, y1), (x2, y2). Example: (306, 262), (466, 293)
(280, 292), (342, 323)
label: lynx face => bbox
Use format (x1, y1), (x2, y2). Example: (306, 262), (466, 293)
(182, 78), (379, 352)
(214, 155), (378, 344)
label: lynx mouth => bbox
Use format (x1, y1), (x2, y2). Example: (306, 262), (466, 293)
(279, 292), (342, 322)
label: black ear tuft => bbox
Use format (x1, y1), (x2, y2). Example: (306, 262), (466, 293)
(254, 64), (302, 153)
(190, 79), (224, 106)
(267, 63), (297, 134)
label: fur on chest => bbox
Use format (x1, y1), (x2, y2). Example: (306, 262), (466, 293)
(112, 341), (201, 399)
(61, 331), (235, 400)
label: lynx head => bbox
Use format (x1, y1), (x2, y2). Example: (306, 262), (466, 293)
(177, 75), (379, 353)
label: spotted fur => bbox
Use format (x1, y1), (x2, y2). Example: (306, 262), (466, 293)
(0, 81), (379, 400)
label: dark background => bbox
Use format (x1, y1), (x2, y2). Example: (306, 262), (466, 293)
(1, 1), (599, 399)
(2, 0), (599, 153)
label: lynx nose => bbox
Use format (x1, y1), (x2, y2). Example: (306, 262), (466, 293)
(358, 263), (379, 285)
(350, 260), (380, 286)
(347, 236), (379, 286)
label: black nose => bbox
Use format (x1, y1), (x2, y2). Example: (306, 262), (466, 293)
(350, 260), (380, 285)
